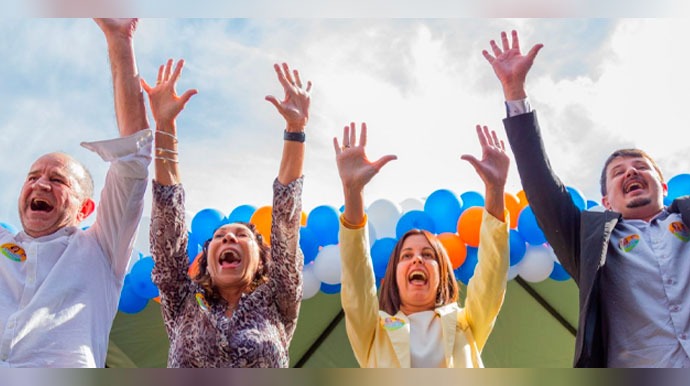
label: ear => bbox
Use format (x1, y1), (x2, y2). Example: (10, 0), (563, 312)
(77, 198), (96, 222)
(601, 195), (612, 210)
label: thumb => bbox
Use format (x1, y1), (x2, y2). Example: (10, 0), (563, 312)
(140, 78), (152, 94)
(372, 154), (397, 172)
(460, 154), (481, 170)
(527, 43), (543, 62)
(265, 95), (282, 112)
(180, 89), (198, 105)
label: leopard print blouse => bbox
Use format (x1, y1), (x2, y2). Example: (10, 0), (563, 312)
(150, 178), (304, 367)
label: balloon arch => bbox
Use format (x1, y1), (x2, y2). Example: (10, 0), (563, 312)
(9, 174), (686, 314)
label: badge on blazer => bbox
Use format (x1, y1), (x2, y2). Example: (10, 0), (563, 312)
(382, 316), (405, 331)
(669, 222), (690, 242)
(619, 234), (640, 252)
(1, 243), (26, 262)
(195, 292), (210, 312)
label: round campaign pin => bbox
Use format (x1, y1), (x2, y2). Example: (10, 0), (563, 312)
(1, 243), (27, 262)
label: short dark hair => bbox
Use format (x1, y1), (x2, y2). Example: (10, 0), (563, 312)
(378, 229), (459, 315)
(193, 222), (272, 303)
(600, 149), (664, 197)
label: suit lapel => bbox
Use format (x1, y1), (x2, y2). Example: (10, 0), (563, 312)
(380, 311), (411, 367)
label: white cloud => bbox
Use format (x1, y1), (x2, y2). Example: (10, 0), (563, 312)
(1, 18), (687, 233)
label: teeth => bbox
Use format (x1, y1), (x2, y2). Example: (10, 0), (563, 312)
(220, 250), (240, 264)
(409, 271), (427, 282)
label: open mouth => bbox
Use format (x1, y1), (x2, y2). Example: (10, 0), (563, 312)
(30, 198), (54, 212)
(408, 270), (428, 285)
(219, 249), (241, 269)
(624, 180), (645, 194)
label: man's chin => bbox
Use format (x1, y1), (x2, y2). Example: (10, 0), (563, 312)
(626, 197), (652, 209)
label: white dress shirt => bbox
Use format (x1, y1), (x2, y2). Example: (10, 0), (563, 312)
(0, 129), (151, 367)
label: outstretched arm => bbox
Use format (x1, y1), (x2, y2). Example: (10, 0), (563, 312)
(141, 59), (198, 185)
(461, 125), (509, 221)
(334, 122), (397, 225)
(266, 63), (312, 185)
(482, 30), (543, 101)
(94, 18), (149, 137)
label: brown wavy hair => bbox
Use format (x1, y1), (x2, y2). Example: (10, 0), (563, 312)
(600, 148), (664, 196)
(192, 222), (271, 303)
(378, 229), (459, 315)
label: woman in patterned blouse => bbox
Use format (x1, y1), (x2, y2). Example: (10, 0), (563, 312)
(142, 59), (311, 367)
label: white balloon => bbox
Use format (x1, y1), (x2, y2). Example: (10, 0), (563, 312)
(367, 199), (401, 239)
(507, 264), (520, 281)
(313, 244), (342, 285)
(518, 244), (554, 282)
(302, 264), (321, 300)
(399, 197), (424, 214)
(367, 223), (377, 248)
(133, 215), (151, 255)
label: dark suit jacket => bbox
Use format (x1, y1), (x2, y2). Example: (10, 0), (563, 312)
(503, 111), (690, 367)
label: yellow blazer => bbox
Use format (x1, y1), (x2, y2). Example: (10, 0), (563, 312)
(339, 210), (509, 368)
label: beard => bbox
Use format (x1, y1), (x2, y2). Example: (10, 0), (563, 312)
(627, 197), (652, 209)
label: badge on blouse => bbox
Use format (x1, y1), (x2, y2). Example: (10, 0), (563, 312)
(1, 243), (27, 262)
(669, 222), (690, 242)
(195, 292), (210, 312)
(618, 234), (640, 252)
(382, 316), (405, 331)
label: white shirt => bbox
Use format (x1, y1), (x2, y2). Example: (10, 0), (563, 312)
(0, 129), (152, 367)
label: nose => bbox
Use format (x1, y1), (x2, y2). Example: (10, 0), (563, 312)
(624, 166), (639, 178)
(221, 232), (238, 244)
(411, 254), (423, 264)
(33, 176), (51, 191)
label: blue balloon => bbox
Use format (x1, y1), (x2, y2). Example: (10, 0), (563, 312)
(371, 237), (397, 279)
(395, 210), (436, 239)
(307, 205), (340, 247)
(517, 206), (547, 245)
(509, 229), (527, 266)
(566, 186), (586, 211)
(460, 191), (484, 210)
(299, 227), (320, 265)
(187, 231), (201, 265)
(227, 205), (256, 223)
(424, 189), (462, 234)
(0, 222), (18, 234)
(129, 256), (159, 299)
(118, 275), (149, 314)
(667, 173), (690, 202)
(320, 282), (341, 294)
(192, 208), (225, 243)
(549, 262), (571, 281)
(586, 200), (601, 209)
(339, 205), (345, 213)
(454, 246), (478, 285)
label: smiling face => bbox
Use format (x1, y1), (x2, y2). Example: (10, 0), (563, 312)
(394, 234), (442, 314)
(602, 155), (667, 221)
(18, 153), (95, 238)
(205, 223), (263, 292)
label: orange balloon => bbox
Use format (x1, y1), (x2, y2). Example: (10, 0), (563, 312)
(437, 232), (467, 269)
(250, 205), (273, 245)
(300, 211), (308, 227)
(516, 189), (529, 209)
(188, 251), (202, 278)
(152, 296), (161, 304)
(457, 206), (483, 247)
(504, 192), (521, 229)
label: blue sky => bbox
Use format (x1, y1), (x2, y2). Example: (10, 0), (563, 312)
(2, 19), (689, 243)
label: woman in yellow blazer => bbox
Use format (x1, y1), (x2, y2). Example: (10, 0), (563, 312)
(333, 122), (509, 368)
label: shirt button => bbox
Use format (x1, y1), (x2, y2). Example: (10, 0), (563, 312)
(667, 279), (674, 285)
(671, 305), (680, 312)
(681, 334), (688, 340)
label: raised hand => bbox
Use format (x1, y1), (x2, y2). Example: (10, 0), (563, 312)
(141, 59), (198, 127)
(461, 125), (509, 191)
(266, 63), (312, 132)
(482, 30), (543, 100)
(333, 122), (397, 194)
